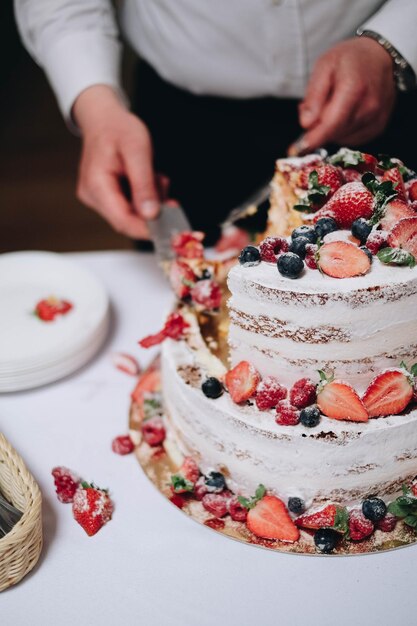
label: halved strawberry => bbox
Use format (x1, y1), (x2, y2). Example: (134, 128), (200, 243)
(380, 199), (416, 231)
(317, 380), (368, 422)
(246, 495), (300, 542)
(408, 180), (417, 203)
(388, 217), (417, 257)
(317, 241), (371, 278)
(382, 167), (407, 202)
(295, 504), (337, 529)
(313, 182), (374, 228)
(362, 369), (413, 417)
(169, 260), (197, 299)
(225, 361), (260, 404)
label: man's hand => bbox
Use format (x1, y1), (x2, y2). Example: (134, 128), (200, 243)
(294, 37), (396, 153)
(73, 85), (160, 239)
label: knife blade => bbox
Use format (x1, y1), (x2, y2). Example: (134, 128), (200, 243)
(147, 203), (191, 265)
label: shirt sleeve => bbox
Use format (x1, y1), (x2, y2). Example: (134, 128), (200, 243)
(14, 0), (125, 125)
(359, 0), (417, 76)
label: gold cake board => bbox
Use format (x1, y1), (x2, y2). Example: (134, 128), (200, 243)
(129, 359), (417, 557)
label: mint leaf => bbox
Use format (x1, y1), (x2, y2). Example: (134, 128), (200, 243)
(377, 247), (416, 268)
(388, 488), (417, 529)
(410, 364), (417, 377)
(238, 484), (266, 510)
(333, 506), (349, 535)
(171, 475), (194, 493)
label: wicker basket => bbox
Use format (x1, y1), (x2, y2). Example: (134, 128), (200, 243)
(0, 433), (42, 592)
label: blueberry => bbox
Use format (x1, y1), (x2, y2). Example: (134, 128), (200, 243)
(238, 246), (261, 267)
(202, 377), (223, 399)
(351, 218), (372, 245)
(205, 471), (227, 491)
(299, 405), (321, 428)
(362, 497), (387, 522)
(314, 528), (340, 554)
(314, 217), (339, 239)
(291, 225), (317, 243)
(360, 246), (373, 262)
(199, 268), (212, 280)
(289, 236), (310, 259)
(277, 252), (304, 279)
(288, 497), (305, 514)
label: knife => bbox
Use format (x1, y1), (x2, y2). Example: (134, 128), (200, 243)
(147, 203), (191, 264)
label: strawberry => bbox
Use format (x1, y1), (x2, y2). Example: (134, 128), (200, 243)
(382, 167), (407, 202)
(228, 496), (249, 522)
(111, 435), (134, 455)
(317, 241), (371, 278)
(342, 169), (363, 183)
(362, 369), (413, 417)
(139, 312), (190, 348)
(275, 400), (300, 425)
(194, 476), (210, 500)
(329, 148), (377, 173)
(349, 509), (374, 541)
(388, 216), (417, 257)
(112, 353), (141, 376)
(141, 416), (166, 446)
(171, 456), (200, 493)
(408, 180), (417, 203)
(52, 466), (81, 504)
(255, 376), (287, 410)
(259, 237), (289, 263)
(35, 297), (73, 322)
(190, 279), (222, 310)
(317, 379), (368, 422)
(295, 504), (337, 529)
(289, 378), (317, 409)
(72, 482), (113, 536)
(202, 492), (232, 518)
(131, 369), (160, 404)
(365, 230), (389, 255)
(169, 260), (197, 299)
(246, 495), (299, 542)
(225, 361), (260, 404)
(171, 231), (204, 259)
(379, 199), (416, 231)
(313, 182), (374, 228)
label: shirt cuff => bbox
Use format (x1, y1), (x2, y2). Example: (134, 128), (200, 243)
(39, 30), (125, 132)
(360, 3), (417, 77)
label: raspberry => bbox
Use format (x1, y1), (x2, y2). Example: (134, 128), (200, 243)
(51, 466), (81, 504)
(290, 378), (317, 409)
(142, 417), (166, 446)
(365, 230), (389, 255)
(255, 376), (287, 410)
(259, 237), (289, 263)
(194, 476), (209, 500)
(112, 435), (134, 455)
(305, 244), (318, 270)
(276, 400), (300, 426)
(375, 512), (397, 533)
(228, 496), (248, 522)
(348, 509), (374, 541)
(190, 279), (222, 310)
(202, 492), (231, 518)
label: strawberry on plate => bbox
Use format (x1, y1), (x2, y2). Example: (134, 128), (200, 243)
(317, 241), (371, 279)
(362, 369), (413, 417)
(35, 297), (73, 322)
(190, 279), (222, 310)
(313, 182), (374, 228)
(379, 199), (416, 231)
(382, 167), (407, 202)
(72, 482), (114, 536)
(171, 231), (204, 259)
(225, 361), (260, 404)
(131, 368), (161, 405)
(139, 313), (190, 348)
(169, 260), (197, 299)
(171, 456), (200, 493)
(317, 378), (368, 422)
(388, 216), (417, 257)
(295, 504), (338, 529)
(246, 495), (300, 542)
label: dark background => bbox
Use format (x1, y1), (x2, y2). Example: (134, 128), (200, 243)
(0, 3), (132, 254)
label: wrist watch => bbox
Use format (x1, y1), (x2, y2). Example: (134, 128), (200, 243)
(356, 28), (417, 92)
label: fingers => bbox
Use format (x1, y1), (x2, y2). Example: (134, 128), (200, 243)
(122, 130), (160, 220)
(299, 61), (333, 129)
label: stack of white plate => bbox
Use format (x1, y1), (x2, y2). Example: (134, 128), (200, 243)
(0, 251), (110, 392)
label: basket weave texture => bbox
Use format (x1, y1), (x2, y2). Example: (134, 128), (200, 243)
(0, 433), (42, 592)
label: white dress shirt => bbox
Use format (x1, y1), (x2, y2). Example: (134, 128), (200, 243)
(14, 0), (417, 121)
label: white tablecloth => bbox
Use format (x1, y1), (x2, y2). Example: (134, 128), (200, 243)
(1, 251), (416, 626)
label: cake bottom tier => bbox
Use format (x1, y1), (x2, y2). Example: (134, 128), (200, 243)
(162, 340), (417, 508)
